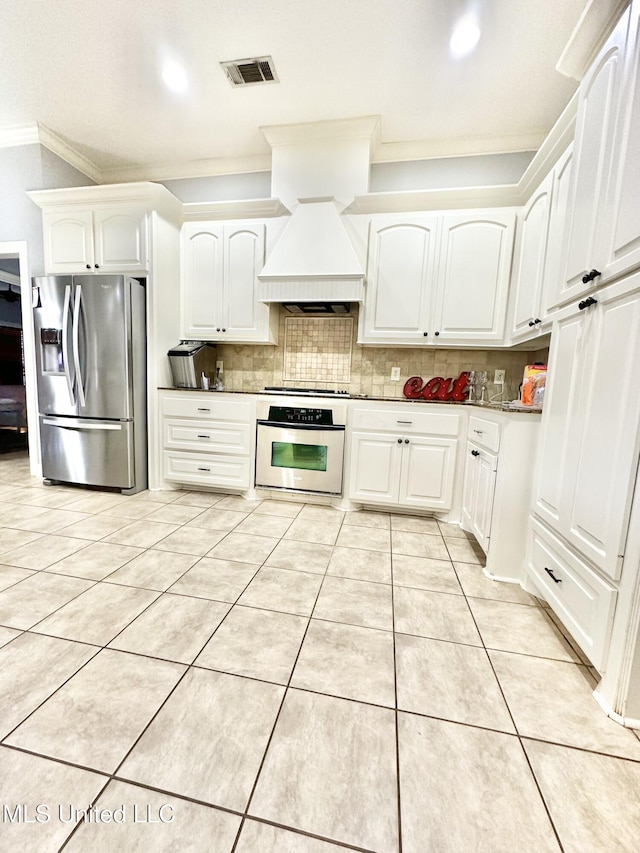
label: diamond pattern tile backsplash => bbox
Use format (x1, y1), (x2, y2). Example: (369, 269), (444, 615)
(283, 317), (353, 383)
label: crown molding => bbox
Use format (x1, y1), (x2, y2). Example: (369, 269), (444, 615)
(557, 0), (630, 80)
(36, 125), (102, 182)
(183, 198), (289, 221)
(371, 132), (547, 164)
(98, 153), (272, 185)
(0, 124), (40, 148)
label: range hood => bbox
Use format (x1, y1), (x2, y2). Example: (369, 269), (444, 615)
(258, 117), (379, 305)
(258, 198), (365, 304)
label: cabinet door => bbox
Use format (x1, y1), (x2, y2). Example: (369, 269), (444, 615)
(562, 275), (640, 581)
(543, 145), (574, 312)
(510, 178), (552, 339)
(222, 222), (269, 341)
(398, 435), (457, 511)
(43, 210), (94, 274)
(606, 1), (640, 280)
(562, 6), (630, 297)
(93, 207), (148, 272)
(533, 307), (589, 529)
(434, 211), (515, 343)
(348, 431), (401, 504)
(462, 443), (497, 552)
(359, 216), (438, 343)
(181, 223), (224, 338)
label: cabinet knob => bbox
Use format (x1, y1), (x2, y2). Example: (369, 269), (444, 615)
(528, 320), (536, 327)
(578, 296), (598, 311)
(404, 438), (409, 444)
(222, 328), (226, 332)
(94, 264), (99, 269)
(581, 268), (602, 284)
(397, 438), (403, 444)
(85, 264), (91, 270)
(423, 331), (428, 336)
(216, 328), (221, 332)
(544, 567), (562, 584)
(534, 318), (542, 324)
(434, 331), (440, 336)
(471, 449), (480, 457)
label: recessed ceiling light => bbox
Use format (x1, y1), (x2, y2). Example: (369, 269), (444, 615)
(162, 61), (189, 94)
(450, 13), (481, 59)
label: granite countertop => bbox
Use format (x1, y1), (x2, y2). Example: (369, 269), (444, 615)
(158, 387), (542, 414)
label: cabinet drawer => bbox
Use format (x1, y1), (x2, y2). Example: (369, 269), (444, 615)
(163, 451), (251, 490)
(527, 518), (617, 670)
(468, 415), (501, 452)
(161, 394), (252, 422)
(350, 407), (461, 437)
(163, 419), (251, 455)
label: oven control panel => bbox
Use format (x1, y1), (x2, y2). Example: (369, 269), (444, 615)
(268, 406), (334, 425)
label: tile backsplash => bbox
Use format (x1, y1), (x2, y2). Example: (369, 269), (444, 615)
(216, 307), (548, 401)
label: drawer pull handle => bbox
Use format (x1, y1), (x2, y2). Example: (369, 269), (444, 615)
(197, 434), (210, 439)
(473, 429), (483, 434)
(544, 567), (562, 584)
(197, 408), (211, 412)
(197, 467), (211, 472)
(471, 449), (480, 457)
(397, 420), (413, 424)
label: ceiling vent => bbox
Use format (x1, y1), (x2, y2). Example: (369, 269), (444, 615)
(221, 56), (279, 87)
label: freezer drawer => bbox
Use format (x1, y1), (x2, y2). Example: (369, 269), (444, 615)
(40, 416), (135, 489)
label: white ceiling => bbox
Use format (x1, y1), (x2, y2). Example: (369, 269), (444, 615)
(0, 0), (587, 182)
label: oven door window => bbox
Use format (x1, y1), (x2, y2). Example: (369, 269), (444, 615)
(271, 441), (328, 472)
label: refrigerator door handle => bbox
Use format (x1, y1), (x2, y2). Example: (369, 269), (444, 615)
(72, 284), (87, 407)
(62, 284), (76, 406)
(42, 417), (123, 431)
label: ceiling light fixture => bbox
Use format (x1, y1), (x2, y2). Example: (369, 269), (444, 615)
(449, 13), (481, 59)
(162, 61), (189, 94)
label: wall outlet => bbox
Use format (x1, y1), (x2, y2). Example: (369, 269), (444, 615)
(391, 367), (401, 381)
(216, 360), (223, 372)
(494, 369), (505, 384)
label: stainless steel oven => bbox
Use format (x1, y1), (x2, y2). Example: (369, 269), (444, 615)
(255, 400), (346, 495)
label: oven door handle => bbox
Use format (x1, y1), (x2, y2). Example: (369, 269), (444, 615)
(257, 420), (345, 431)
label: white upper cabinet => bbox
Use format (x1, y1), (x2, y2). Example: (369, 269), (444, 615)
(533, 270), (640, 582)
(510, 174), (554, 341)
(43, 206), (148, 275)
(542, 145), (574, 314)
(358, 210), (515, 346)
(359, 215), (438, 343)
(605, 0), (640, 281)
(434, 211), (515, 344)
(182, 220), (277, 344)
(561, 5), (631, 301)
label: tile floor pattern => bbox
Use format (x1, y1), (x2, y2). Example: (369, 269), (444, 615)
(0, 452), (639, 851)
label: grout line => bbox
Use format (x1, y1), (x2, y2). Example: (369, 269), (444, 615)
(389, 534), (404, 853)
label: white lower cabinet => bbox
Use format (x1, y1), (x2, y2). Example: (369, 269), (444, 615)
(461, 411), (541, 582)
(527, 519), (617, 672)
(161, 392), (254, 491)
(347, 406), (460, 511)
(461, 442), (497, 554)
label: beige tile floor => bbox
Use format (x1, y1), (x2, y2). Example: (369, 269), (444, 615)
(1, 450), (640, 852)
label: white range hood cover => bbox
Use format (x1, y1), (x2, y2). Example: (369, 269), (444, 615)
(258, 198), (365, 303)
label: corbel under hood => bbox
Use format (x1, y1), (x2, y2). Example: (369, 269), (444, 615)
(257, 117), (379, 305)
(258, 198), (365, 304)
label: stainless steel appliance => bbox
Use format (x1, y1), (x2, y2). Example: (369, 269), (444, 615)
(32, 274), (147, 494)
(168, 342), (215, 389)
(255, 398), (346, 495)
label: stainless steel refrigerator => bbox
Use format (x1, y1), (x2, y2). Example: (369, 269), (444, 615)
(32, 275), (147, 494)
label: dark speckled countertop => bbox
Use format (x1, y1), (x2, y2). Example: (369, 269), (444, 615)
(159, 387), (542, 414)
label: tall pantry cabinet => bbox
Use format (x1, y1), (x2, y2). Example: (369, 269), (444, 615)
(526, 0), (640, 719)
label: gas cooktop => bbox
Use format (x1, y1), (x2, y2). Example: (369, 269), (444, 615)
(261, 386), (351, 397)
